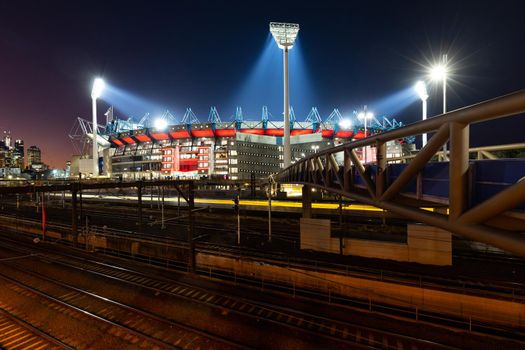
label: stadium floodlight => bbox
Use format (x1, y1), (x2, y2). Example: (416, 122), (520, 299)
(91, 78), (105, 99)
(270, 22), (300, 168)
(91, 77), (105, 177)
(154, 118), (168, 131)
(270, 22), (300, 49)
(357, 106), (374, 163)
(414, 81), (428, 101)
(414, 81), (429, 147)
(338, 118), (352, 130)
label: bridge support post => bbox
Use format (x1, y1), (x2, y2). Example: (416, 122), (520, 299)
(376, 141), (387, 197)
(449, 122), (470, 221)
(302, 185), (312, 218)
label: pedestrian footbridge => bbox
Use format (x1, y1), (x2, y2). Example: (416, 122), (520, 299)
(273, 90), (525, 257)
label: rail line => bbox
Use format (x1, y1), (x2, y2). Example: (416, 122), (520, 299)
(0, 248), (246, 349)
(0, 305), (73, 350)
(1, 211), (523, 303)
(0, 237), (460, 350)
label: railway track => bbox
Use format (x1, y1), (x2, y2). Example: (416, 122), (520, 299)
(0, 250), (248, 349)
(0, 305), (72, 349)
(1, 209), (524, 303)
(0, 238), (459, 350)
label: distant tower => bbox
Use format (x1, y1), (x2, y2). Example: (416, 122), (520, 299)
(14, 139), (24, 169)
(3, 130), (12, 149)
(27, 145), (41, 167)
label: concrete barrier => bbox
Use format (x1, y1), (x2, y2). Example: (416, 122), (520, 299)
(197, 252), (524, 329)
(300, 218), (452, 265)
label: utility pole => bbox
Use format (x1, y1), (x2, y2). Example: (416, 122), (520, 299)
(233, 194), (240, 245)
(79, 172), (83, 229)
(161, 186), (165, 230)
(267, 186), (272, 242)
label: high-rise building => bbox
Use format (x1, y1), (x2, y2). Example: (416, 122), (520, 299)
(2, 130), (12, 149)
(27, 145), (41, 167)
(13, 139), (24, 169)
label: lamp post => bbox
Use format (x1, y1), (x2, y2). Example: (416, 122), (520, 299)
(414, 81), (429, 147)
(270, 22), (299, 168)
(358, 106), (374, 163)
(91, 78), (105, 177)
(430, 54), (448, 158)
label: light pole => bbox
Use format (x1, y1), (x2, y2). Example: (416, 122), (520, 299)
(358, 106), (374, 163)
(270, 22), (299, 168)
(414, 81), (429, 147)
(91, 78), (105, 177)
(430, 55), (448, 158)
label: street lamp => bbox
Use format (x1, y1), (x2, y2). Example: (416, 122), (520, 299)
(430, 54), (448, 159)
(357, 106), (374, 163)
(270, 22), (299, 168)
(430, 55), (448, 114)
(91, 77), (105, 177)
(414, 80), (429, 147)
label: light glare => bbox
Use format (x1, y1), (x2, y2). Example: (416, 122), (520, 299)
(414, 81), (428, 101)
(430, 64), (447, 81)
(154, 118), (168, 130)
(91, 78), (105, 99)
(338, 118), (352, 129)
(358, 112), (373, 120)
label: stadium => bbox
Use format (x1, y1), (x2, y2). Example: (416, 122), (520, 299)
(69, 106), (411, 180)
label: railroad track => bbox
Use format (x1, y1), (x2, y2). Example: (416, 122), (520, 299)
(0, 239), (456, 350)
(0, 305), (72, 350)
(0, 250), (246, 349)
(1, 211), (523, 302)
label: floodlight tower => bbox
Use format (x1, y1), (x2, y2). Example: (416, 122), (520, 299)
(414, 81), (429, 147)
(91, 78), (105, 177)
(270, 22), (299, 168)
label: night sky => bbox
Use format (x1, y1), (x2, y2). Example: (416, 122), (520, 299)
(1, 0), (525, 167)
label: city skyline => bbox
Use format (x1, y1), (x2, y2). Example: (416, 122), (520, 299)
(1, 1), (525, 167)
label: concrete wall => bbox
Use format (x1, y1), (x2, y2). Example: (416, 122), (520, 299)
(300, 219), (452, 266)
(197, 253), (525, 329)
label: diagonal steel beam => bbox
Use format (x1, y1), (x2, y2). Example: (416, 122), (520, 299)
(346, 148), (375, 198)
(457, 179), (525, 225)
(380, 123), (449, 202)
(315, 156), (326, 187)
(173, 184), (190, 204)
(329, 153), (344, 190)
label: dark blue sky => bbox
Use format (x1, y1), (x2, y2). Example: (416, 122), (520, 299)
(1, 0), (524, 166)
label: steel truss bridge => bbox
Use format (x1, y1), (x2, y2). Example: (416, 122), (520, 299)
(273, 90), (525, 257)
